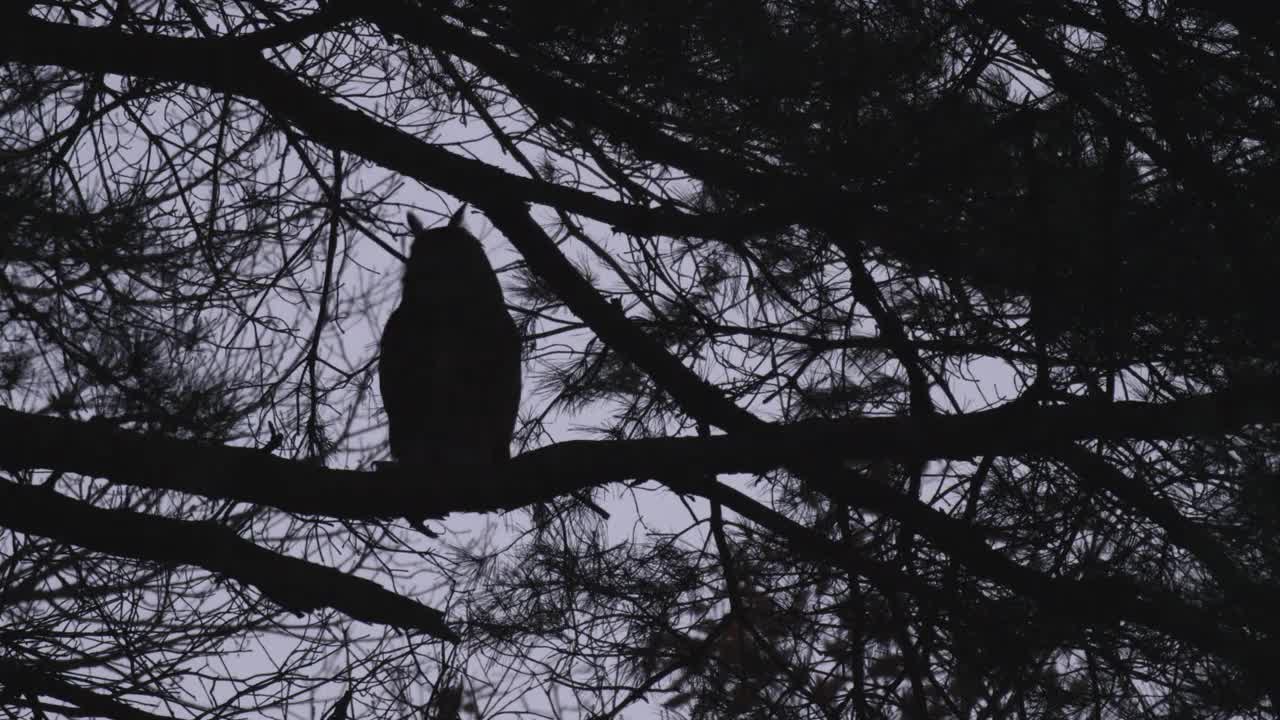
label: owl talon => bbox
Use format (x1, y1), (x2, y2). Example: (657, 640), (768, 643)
(407, 517), (440, 538)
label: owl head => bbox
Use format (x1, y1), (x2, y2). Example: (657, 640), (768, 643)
(407, 205), (467, 240)
(401, 206), (501, 304)
(403, 206), (481, 269)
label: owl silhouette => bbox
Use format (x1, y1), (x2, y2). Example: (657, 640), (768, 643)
(379, 208), (522, 470)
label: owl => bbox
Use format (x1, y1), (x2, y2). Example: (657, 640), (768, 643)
(379, 208), (522, 471)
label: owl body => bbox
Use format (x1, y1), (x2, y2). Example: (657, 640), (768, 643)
(379, 211), (522, 469)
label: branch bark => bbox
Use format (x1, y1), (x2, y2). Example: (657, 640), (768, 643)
(0, 14), (763, 242)
(2, 381), (1277, 520)
(0, 480), (458, 641)
(0, 658), (183, 720)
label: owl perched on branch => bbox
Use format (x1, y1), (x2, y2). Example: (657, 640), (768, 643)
(379, 208), (522, 471)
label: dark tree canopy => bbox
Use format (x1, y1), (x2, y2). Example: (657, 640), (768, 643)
(2, 1), (1280, 719)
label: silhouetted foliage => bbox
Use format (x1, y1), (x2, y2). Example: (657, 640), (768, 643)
(2, 1), (1280, 719)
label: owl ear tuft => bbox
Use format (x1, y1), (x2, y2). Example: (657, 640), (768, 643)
(406, 212), (426, 235)
(448, 205), (468, 229)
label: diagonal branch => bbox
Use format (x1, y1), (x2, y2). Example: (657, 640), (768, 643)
(0, 14), (765, 242)
(479, 201), (758, 432)
(0, 658), (182, 720)
(0, 480), (458, 641)
(666, 474), (1272, 677)
(1058, 445), (1269, 607)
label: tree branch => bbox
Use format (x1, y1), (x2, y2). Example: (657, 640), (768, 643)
(0, 659), (181, 720)
(0, 480), (457, 641)
(2, 381), (1277, 520)
(1058, 445), (1271, 608)
(0, 13), (765, 241)
(665, 474), (1272, 677)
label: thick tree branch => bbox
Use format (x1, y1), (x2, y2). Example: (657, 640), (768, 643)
(2, 382), (1277, 521)
(0, 659), (179, 720)
(369, 4), (799, 202)
(0, 480), (458, 642)
(0, 14), (762, 241)
(479, 202), (758, 432)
